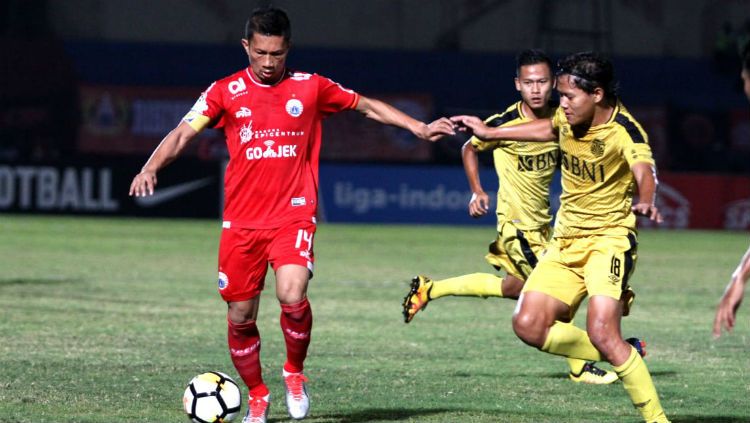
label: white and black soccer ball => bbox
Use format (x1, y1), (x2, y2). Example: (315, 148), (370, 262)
(182, 371), (242, 423)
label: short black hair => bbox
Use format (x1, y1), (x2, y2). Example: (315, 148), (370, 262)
(516, 49), (553, 76)
(556, 51), (618, 104)
(244, 6), (291, 42)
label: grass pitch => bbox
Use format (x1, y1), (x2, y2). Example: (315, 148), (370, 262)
(0, 215), (748, 422)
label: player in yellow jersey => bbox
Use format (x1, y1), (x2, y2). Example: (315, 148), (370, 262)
(402, 49), (617, 384)
(451, 52), (670, 423)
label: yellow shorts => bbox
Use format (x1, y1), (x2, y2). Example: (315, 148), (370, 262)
(485, 221), (552, 280)
(522, 232), (638, 314)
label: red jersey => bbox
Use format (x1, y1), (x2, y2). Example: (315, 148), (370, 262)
(184, 68), (359, 228)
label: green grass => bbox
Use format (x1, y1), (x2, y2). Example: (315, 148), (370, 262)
(0, 215), (748, 423)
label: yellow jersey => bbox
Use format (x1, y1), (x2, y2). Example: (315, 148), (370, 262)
(551, 102), (655, 237)
(470, 101), (559, 231)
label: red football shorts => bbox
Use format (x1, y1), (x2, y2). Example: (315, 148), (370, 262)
(217, 219), (316, 302)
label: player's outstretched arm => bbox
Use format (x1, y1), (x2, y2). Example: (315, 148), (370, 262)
(354, 96), (455, 141)
(630, 162), (662, 223)
(713, 245), (750, 338)
(129, 121), (199, 197)
(461, 141), (489, 218)
(450, 115), (555, 142)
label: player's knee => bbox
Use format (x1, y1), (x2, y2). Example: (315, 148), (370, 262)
(512, 311), (545, 346)
(227, 300), (257, 324)
(275, 265), (310, 304)
(587, 327), (620, 357)
(277, 285), (306, 304)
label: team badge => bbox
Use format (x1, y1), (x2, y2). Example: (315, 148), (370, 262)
(286, 99), (303, 117)
(218, 272), (229, 290)
(591, 139), (605, 157)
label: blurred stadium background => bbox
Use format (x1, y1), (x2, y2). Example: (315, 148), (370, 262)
(3, 2), (750, 421)
(1, 0), (750, 228)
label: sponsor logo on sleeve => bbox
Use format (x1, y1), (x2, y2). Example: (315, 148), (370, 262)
(186, 85), (212, 118)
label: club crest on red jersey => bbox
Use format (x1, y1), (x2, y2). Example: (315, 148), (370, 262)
(218, 272), (229, 290)
(286, 99), (303, 117)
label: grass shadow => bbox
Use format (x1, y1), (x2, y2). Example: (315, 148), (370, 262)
(540, 369), (678, 380)
(0, 277), (79, 287)
(672, 417), (750, 423)
(289, 407), (454, 423)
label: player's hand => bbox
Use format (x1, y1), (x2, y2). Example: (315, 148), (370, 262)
(129, 170), (158, 197)
(450, 115), (492, 140)
(631, 202), (662, 223)
(712, 280), (744, 339)
(418, 117), (456, 141)
(468, 191), (490, 218)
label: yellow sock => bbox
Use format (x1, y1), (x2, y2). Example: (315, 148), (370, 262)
(541, 322), (602, 362)
(429, 273), (503, 299)
(614, 347), (669, 423)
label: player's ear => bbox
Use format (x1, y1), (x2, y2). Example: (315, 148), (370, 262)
(514, 77), (521, 92)
(593, 87), (604, 103)
(241, 38), (250, 53)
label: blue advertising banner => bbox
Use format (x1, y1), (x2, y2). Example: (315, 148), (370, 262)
(319, 163), (562, 225)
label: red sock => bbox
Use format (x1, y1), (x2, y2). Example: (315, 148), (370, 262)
(280, 298), (313, 373)
(227, 318), (266, 394)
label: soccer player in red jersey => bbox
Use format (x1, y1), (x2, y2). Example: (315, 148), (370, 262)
(129, 7), (455, 423)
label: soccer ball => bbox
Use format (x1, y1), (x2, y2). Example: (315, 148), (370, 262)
(183, 371), (242, 423)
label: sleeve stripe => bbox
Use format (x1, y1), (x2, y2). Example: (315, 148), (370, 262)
(486, 109), (520, 128)
(614, 114), (646, 144)
(349, 93), (360, 110)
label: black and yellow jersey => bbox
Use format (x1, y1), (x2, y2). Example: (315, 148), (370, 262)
(469, 101), (559, 231)
(551, 102), (655, 237)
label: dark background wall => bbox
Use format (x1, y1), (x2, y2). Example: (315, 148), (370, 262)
(1, 0), (750, 227)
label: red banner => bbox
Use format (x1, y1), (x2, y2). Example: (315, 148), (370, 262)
(321, 94), (434, 162)
(638, 172), (750, 230)
(78, 86), (434, 163)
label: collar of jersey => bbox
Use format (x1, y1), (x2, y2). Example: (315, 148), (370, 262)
(588, 101), (620, 132)
(245, 68), (288, 88)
